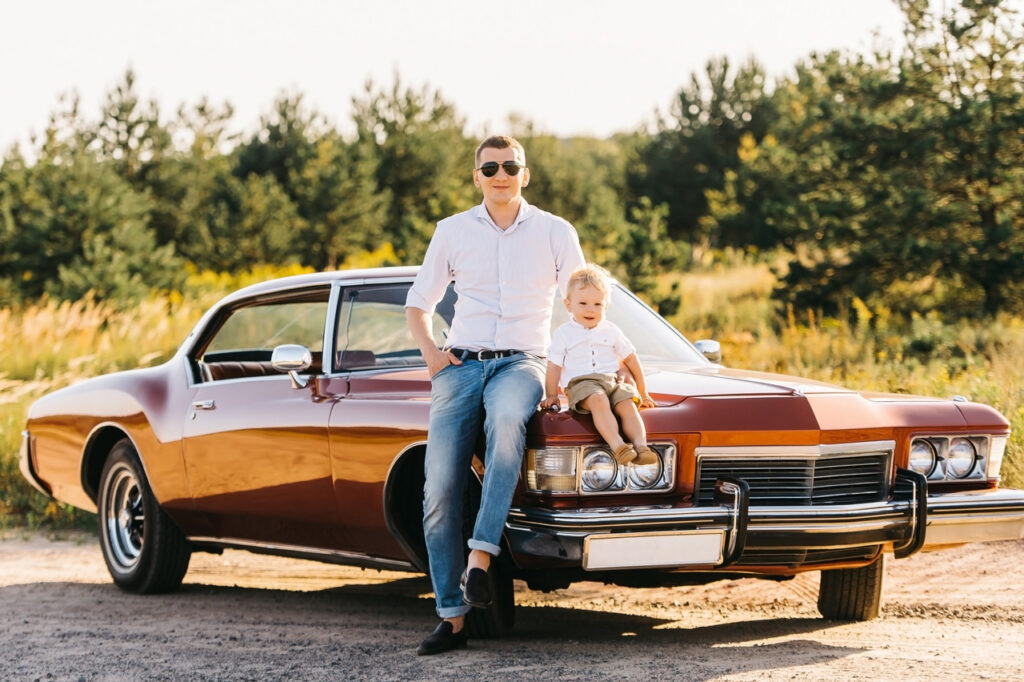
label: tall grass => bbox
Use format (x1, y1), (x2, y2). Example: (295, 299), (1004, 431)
(2, 258), (1022, 528)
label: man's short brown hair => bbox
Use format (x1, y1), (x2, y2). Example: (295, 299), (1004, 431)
(475, 135), (526, 166)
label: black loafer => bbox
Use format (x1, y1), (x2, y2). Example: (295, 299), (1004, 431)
(416, 621), (467, 656)
(460, 567), (492, 608)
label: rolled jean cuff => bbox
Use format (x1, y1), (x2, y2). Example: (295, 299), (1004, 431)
(467, 539), (501, 556)
(437, 604), (471, 619)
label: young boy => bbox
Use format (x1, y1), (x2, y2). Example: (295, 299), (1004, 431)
(540, 264), (658, 467)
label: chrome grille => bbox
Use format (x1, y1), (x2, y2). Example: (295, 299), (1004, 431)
(695, 442), (893, 507)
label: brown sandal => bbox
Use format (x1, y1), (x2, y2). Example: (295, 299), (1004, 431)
(633, 446), (658, 466)
(613, 443), (637, 465)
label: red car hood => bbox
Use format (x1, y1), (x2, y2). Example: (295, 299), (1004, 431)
(645, 365), (861, 401)
(533, 363), (1007, 441)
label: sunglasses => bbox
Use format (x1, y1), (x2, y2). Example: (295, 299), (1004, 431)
(475, 161), (525, 178)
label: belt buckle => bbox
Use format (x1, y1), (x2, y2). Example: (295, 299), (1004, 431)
(479, 349), (495, 360)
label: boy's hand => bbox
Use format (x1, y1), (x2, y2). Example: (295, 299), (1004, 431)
(540, 395), (560, 410)
(638, 393), (656, 408)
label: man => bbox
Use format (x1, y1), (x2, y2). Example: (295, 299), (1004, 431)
(405, 135), (585, 655)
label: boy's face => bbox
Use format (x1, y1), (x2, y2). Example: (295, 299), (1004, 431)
(565, 284), (606, 329)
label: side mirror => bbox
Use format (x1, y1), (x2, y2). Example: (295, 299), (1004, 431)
(694, 339), (722, 363)
(271, 344), (313, 389)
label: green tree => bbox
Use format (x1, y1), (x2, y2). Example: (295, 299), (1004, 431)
(288, 132), (390, 270)
(743, 0), (1024, 318)
(631, 57), (777, 247)
(92, 69), (172, 185)
(512, 127), (633, 253)
(0, 120), (183, 304)
(233, 93), (391, 269)
(351, 77), (475, 261)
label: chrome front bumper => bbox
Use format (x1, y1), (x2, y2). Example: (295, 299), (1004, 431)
(505, 475), (1024, 571)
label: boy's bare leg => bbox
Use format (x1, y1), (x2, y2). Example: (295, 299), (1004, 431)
(615, 400), (657, 465)
(580, 393), (625, 449)
(615, 400), (647, 447)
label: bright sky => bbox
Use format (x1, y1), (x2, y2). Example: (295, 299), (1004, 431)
(2, 0), (914, 152)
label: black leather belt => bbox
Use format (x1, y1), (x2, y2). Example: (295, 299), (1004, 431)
(449, 348), (523, 361)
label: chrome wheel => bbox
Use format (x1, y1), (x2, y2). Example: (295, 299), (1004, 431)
(98, 439), (191, 592)
(103, 462), (145, 571)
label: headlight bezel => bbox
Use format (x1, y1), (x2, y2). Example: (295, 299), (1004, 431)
(580, 448), (618, 492)
(908, 434), (996, 481)
(908, 439), (938, 477)
(525, 442), (676, 495)
(946, 437), (978, 478)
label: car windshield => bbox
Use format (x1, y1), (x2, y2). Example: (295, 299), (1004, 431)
(329, 280), (708, 372)
(550, 284), (708, 367)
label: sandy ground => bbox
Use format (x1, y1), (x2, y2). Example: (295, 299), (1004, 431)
(2, 531), (1023, 681)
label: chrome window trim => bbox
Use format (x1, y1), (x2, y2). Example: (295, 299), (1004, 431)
(189, 373), (295, 386)
(183, 282), (335, 388)
(322, 278), (439, 378)
(322, 281), (343, 374)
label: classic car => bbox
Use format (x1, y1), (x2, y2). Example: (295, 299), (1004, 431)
(20, 266), (1024, 636)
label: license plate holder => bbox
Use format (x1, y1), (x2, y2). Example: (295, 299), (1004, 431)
(583, 530), (725, 570)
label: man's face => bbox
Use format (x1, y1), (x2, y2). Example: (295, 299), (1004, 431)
(564, 284), (607, 329)
(474, 146), (530, 207)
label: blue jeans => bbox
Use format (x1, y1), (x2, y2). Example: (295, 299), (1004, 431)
(423, 353), (544, 618)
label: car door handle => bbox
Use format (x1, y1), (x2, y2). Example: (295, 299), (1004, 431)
(191, 400), (216, 410)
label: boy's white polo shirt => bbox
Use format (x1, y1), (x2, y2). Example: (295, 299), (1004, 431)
(548, 317), (635, 387)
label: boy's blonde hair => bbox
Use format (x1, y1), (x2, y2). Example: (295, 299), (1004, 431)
(566, 263), (611, 299)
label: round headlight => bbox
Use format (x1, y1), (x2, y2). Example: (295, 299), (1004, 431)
(581, 449), (617, 491)
(909, 440), (937, 476)
(947, 438), (977, 478)
(628, 455), (663, 489)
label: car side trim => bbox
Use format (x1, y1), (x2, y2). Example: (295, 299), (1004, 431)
(186, 536), (419, 573)
(19, 431), (51, 497)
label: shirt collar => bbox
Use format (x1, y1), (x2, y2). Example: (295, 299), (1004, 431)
(472, 197), (532, 232)
(568, 316), (604, 331)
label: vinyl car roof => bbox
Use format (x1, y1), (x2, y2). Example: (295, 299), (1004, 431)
(220, 265), (422, 303)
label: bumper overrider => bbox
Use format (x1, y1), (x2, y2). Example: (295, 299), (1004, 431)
(505, 470), (1024, 571)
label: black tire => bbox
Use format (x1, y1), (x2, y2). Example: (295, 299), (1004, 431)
(817, 553), (885, 621)
(465, 563), (516, 638)
(97, 439), (191, 593)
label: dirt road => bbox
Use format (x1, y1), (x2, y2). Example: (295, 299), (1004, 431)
(2, 532), (1022, 681)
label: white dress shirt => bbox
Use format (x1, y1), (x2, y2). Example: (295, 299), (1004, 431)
(406, 199), (585, 356)
(548, 318), (636, 387)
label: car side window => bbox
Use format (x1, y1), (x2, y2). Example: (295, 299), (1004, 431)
(197, 293), (329, 382)
(334, 284), (455, 371)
